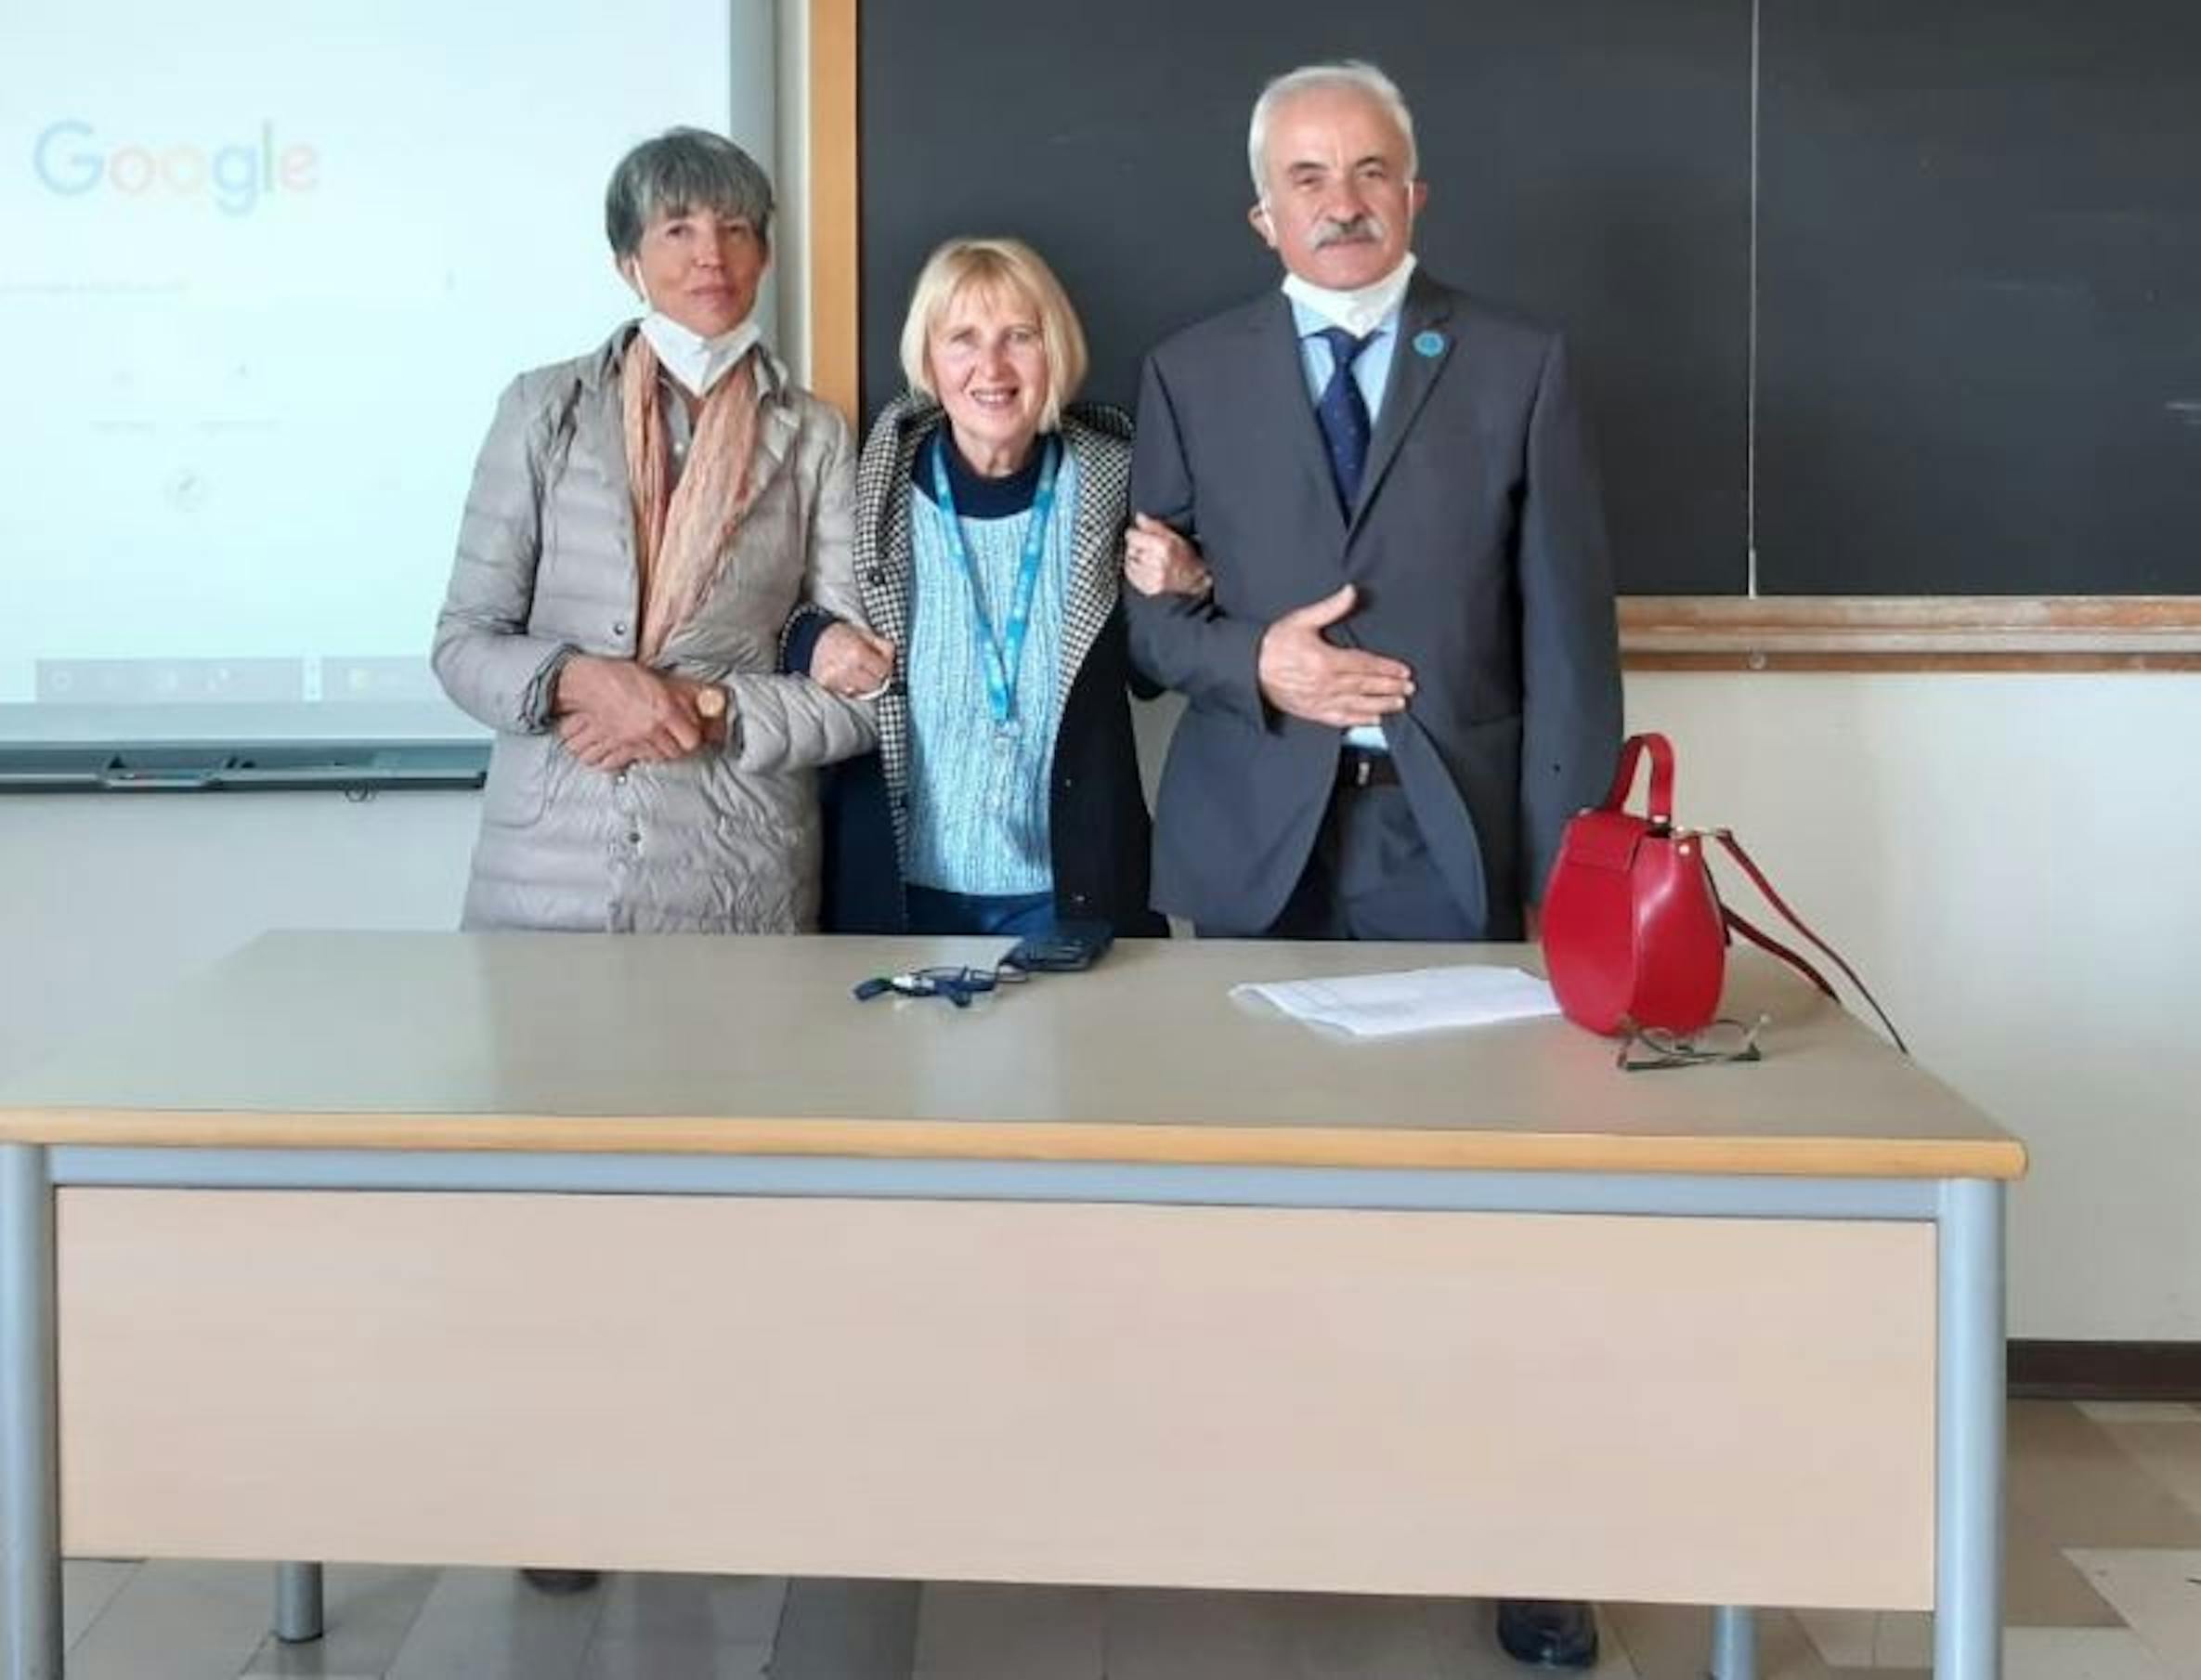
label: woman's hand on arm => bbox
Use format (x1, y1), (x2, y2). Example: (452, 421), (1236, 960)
(810, 623), (896, 698)
(553, 655), (711, 770)
(1122, 513), (1213, 599)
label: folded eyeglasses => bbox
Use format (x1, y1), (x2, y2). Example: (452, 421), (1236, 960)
(1615, 1012), (1770, 1073)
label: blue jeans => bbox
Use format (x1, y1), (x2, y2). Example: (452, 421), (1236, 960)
(904, 883), (1056, 938)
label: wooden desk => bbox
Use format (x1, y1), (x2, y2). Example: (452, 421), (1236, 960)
(0, 932), (2024, 1680)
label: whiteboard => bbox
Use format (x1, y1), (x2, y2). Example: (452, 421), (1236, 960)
(1, 0), (775, 748)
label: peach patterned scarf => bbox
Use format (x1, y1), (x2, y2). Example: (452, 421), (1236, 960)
(619, 333), (766, 665)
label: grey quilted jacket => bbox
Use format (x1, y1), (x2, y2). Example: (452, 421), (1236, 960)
(433, 327), (877, 931)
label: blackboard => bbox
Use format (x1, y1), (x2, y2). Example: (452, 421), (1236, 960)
(1756, 0), (2201, 594)
(859, 0), (2201, 598)
(861, 0), (1753, 596)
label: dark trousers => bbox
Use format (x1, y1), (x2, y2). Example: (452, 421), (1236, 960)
(1202, 783), (1483, 942)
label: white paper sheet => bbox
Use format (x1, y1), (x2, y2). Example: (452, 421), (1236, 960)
(1232, 966), (1562, 1039)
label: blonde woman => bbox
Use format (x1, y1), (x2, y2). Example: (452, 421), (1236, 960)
(785, 238), (1205, 936)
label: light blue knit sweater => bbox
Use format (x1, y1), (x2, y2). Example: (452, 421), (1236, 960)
(902, 450), (1080, 894)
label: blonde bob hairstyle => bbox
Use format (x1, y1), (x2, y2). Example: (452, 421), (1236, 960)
(897, 237), (1089, 433)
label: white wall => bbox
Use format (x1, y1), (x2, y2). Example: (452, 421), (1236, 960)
(1626, 671), (2201, 1341)
(0, 791), (477, 1074)
(772, 0), (813, 382)
(3, 671), (2195, 1339)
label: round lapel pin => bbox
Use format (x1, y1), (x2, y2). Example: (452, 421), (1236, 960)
(1413, 330), (1447, 358)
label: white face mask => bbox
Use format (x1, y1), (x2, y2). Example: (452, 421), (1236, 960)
(629, 265), (760, 398)
(1281, 252), (1419, 339)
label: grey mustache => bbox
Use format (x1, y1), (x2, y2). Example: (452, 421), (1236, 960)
(1312, 215), (1382, 247)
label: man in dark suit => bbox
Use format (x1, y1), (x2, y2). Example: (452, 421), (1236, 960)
(1127, 59), (1621, 953)
(1123, 60), (1621, 1667)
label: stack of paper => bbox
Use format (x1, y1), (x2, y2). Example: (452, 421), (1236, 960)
(1232, 966), (1562, 1039)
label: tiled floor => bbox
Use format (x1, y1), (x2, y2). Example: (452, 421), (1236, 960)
(39, 1400), (2201, 1678)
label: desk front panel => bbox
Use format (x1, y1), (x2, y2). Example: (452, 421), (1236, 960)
(58, 1188), (1934, 1608)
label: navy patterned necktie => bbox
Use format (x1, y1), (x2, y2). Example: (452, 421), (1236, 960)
(1314, 325), (1375, 514)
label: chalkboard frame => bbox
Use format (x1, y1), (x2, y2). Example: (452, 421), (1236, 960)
(802, 0), (2201, 670)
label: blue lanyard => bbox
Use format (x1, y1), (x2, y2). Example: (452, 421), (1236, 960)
(929, 433), (1060, 726)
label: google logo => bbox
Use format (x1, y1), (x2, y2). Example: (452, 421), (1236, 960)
(32, 121), (319, 216)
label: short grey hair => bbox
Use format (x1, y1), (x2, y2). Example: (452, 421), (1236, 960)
(1246, 60), (1419, 202)
(604, 127), (775, 258)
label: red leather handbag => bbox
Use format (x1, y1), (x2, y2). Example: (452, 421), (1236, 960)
(1540, 732), (1907, 1049)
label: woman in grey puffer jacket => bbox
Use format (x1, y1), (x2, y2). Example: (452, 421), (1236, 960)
(434, 128), (875, 932)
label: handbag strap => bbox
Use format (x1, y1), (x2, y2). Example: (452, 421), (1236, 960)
(1711, 830), (1909, 1055)
(1602, 732), (1677, 822)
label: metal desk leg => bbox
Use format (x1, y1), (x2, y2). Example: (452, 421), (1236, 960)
(1, 1144), (62, 1680)
(1711, 1605), (1755, 1679)
(1935, 1179), (2004, 1680)
(274, 1562), (324, 1643)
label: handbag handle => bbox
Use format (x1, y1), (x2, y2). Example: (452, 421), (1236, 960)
(1600, 732), (1676, 824)
(1713, 830), (1910, 1055)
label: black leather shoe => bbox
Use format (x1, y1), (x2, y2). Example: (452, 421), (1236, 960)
(1495, 1598), (1600, 1669)
(520, 1568), (602, 1595)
